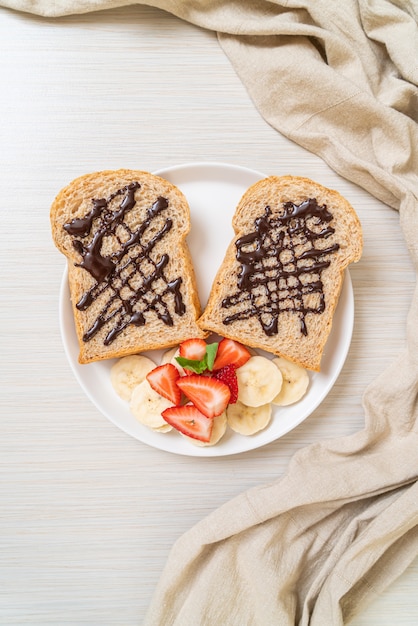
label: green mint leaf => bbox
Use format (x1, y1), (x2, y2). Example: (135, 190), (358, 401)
(205, 342), (219, 371)
(174, 341), (219, 374)
(175, 356), (207, 374)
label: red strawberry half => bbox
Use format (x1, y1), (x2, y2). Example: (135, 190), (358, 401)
(177, 374), (231, 419)
(179, 338), (208, 375)
(146, 363), (181, 405)
(179, 338), (207, 360)
(212, 364), (238, 404)
(162, 405), (213, 442)
(213, 338), (251, 371)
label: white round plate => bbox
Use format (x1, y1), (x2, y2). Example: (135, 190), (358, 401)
(59, 162), (354, 457)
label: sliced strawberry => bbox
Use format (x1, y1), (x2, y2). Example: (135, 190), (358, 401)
(213, 338), (251, 371)
(146, 363), (181, 405)
(177, 374), (230, 418)
(213, 364), (238, 404)
(179, 338), (207, 360)
(179, 338), (208, 375)
(162, 405), (213, 442)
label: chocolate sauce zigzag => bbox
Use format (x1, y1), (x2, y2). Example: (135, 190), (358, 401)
(197, 175), (363, 371)
(221, 199), (340, 337)
(51, 169), (206, 363)
(63, 185), (186, 346)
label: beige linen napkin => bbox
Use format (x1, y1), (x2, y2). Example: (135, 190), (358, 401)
(4, 0), (418, 623)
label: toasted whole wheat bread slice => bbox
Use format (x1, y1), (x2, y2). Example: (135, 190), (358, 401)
(51, 169), (206, 364)
(198, 176), (363, 371)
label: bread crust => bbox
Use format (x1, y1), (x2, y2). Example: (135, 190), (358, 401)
(198, 176), (363, 371)
(51, 169), (206, 363)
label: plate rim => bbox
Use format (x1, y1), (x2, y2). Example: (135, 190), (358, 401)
(59, 161), (355, 457)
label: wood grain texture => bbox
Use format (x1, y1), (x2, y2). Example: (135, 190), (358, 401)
(0, 4), (416, 624)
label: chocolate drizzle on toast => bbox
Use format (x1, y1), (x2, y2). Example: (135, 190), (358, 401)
(221, 198), (340, 337)
(63, 182), (186, 345)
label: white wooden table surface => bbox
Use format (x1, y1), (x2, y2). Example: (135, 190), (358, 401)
(1, 5), (417, 624)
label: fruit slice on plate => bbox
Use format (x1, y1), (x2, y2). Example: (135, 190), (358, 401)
(177, 374), (231, 418)
(176, 338), (218, 375)
(185, 411), (227, 447)
(161, 346), (179, 364)
(161, 347), (184, 375)
(271, 357), (310, 406)
(162, 404), (214, 442)
(212, 364), (238, 403)
(226, 401), (272, 435)
(178, 338), (208, 375)
(213, 338), (251, 371)
(179, 338), (207, 360)
(130, 379), (174, 430)
(111, 354), (156, 401)
(146, 363), (181, 405)
(236, 355), (283, 407)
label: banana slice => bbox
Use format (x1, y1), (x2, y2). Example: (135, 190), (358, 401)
(236, 355), (283, 407)
(160, 347), (178, 365)
(111, 355), (156, 401)
(129, 379), (173, 429)
(185, 411), (227, 447)
(272, 357), (310, 406)
(160, 347), (184, 375)
(153, 423), (173, 433)
(227, 401), (272, 435)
